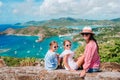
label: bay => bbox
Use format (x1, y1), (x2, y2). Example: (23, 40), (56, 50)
(0, 24), (108, 58)
(0, 35), (79, 58)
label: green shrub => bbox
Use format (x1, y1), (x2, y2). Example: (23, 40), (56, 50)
(0, 57), (44, 67)
(20, 57), (36, 66)
(34, 29), (39, 34)
(75, 45), (85, 58)
(99, 40), (120, 63)
(1, 57), (21, 66)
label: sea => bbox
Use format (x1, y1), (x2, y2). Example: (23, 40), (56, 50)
(0, 24), (107, 58)
(0, 24), (79, 58)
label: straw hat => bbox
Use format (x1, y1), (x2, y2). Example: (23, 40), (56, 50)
(80, 26), (94, 35)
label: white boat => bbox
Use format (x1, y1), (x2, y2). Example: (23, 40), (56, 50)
(0, 48), (10, 53)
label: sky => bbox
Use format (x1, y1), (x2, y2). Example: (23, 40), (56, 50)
(0, 0), (120, 24)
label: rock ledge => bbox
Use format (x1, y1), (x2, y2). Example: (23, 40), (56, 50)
(0, 66), (120, 80)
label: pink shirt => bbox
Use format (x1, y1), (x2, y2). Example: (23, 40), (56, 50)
(83, 40), (100, 71)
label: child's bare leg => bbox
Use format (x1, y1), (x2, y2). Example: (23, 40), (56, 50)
(58, 57), (62, 65)
(76, 54), (84, 68)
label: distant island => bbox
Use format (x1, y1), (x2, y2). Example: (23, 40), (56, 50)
(0, 26), (79, 42)
(15, 17), (120, 26)
(0, 17), (120, 42)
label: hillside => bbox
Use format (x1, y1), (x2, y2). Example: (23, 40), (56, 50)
(15, 17), (120, 27)
(0, 26), (78, 41)
(111, 18), (120, 22)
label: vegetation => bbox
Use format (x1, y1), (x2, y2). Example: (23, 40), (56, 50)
(99, 40), (120, 63)
(1, 56), (21, 66)
(74, 45), (85, 58)
(34, 29), (39, 34)
(2, 26), (78, 40)
(0, 57), (43, 67)
(16, 17), (120, 27)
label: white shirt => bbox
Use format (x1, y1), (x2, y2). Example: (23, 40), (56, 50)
(60, 49), (78, 70)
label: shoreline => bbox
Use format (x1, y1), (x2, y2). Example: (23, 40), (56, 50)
(4, 33), (44, 42)
(6, 34), (39, 37)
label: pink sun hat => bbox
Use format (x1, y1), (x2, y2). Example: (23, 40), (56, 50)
(80, 26), (94, 35)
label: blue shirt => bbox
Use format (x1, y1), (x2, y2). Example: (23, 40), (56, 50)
(44, 50), (58, 70)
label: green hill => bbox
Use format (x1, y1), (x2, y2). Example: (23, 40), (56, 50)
(15, 17), (120, 27)
(111, 18), (120, 22)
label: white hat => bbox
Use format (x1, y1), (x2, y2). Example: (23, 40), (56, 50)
(80, 26), (94, 35)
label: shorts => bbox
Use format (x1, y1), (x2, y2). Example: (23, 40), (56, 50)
(87, 68), (101, 73)
(65, 62), (78, 70)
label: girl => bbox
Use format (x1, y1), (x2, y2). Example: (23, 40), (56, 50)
(59, 40), (84, 71)
(44, 41), (59, 70)
(79, 26), (100, 77)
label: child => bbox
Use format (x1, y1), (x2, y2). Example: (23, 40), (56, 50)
(44, 41), (59, 70)
(59, 40), (84, 71)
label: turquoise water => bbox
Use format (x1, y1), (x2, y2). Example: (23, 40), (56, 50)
(0, 24), (79, 58)
(0, 35), (79, 58)
(0, 24), (108, 58)
(66, 25), (107, 29)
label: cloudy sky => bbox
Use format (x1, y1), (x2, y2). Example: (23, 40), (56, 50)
(0, 0), (120, 24)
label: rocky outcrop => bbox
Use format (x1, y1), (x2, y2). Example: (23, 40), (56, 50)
(0, 28), (16, 35)
(0, 66), (120, 80)
(100, 62), (120, 72)
(0, 61), (120, 80)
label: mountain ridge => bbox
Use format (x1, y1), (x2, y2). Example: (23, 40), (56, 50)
(15, 17), (120, 26)
(111, 18), (120, 21)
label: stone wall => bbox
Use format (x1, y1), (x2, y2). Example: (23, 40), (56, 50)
(0, 60), (120, 80)
(0, 66), (120, 80)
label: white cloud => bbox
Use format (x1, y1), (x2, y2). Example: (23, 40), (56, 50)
(108, 2), (118, 8)
(39, 0), (79, 16)
(12, 0), (39, 16)
(13, 9), (19, 14)
(39, 0), (120, 19)
(0, 1), (3, 7)
(0, 1), (3, 14)
(8, 0), (120, 20)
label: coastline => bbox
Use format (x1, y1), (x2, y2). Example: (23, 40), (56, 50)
(6, 33), (38, 37)
(4, 33), (44, 42)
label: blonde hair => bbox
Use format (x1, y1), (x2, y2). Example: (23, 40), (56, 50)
(63, 40), (71, 46)
(49, 41), (58, 47)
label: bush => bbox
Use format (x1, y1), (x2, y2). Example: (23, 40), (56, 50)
(74, 45), (85, 58)
(34, 29), (39, 34)
(1, 57), (21, 66)
(99, 40), (120, 63)
(0, 57), (44, 67)
(20, 57), (36, 66)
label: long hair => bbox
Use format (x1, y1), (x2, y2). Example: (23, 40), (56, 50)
(90, 34), (99, 53)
